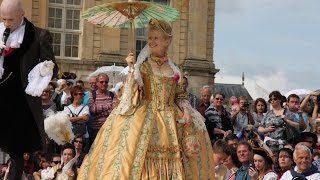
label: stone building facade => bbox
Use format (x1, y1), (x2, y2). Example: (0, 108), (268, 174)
(0, 0), (219, 96)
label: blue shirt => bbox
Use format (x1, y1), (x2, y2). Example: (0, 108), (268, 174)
(83, 91), (89, 105)
(294, 112), (309, 131)
(235, 164), (251, 180)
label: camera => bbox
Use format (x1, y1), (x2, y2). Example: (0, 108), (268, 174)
(271, 123), (284, 128)
(248, 130), (257, 139)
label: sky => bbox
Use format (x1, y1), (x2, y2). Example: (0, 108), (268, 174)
(214, 0), (319, 99)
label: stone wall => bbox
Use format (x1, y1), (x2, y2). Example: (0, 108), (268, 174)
(0, 0), (219, 97)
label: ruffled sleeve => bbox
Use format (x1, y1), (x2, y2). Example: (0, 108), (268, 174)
(173, 65), (207, 132)
(115, 64), (144, 116)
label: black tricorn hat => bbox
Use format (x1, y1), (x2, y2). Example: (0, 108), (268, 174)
(253, 148), (274, 165)
(57, 72), (77, 80)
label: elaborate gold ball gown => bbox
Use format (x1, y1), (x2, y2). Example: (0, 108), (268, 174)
(77, 60), (214, 180)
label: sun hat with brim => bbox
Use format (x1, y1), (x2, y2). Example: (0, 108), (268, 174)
(300, 132), (317, 143)
(296, 132), (318, 148)
(253, 148), (274, 165)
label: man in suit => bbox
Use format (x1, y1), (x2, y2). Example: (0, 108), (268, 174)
(0, 0), (58, 179)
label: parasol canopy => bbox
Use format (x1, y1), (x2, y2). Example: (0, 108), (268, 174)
(82, 0), (180, 29)
(284, 88), (312, 98)
(82, 0), (180, 50)
(87, 63), (125, 88)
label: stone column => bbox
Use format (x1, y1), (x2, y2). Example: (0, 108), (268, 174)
(182, 0), (219, 96)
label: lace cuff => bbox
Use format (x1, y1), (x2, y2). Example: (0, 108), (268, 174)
(177, 98), (207, 132)
(25, 61), (54, 97)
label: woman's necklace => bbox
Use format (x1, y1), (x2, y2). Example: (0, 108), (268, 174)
(150, 54), (168, 75)
(150, 54), (168, 67)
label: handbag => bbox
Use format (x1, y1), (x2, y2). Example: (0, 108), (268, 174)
(285, 124), (301, 142)
(182, 125), (201, 158)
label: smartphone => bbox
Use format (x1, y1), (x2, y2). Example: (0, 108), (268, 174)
(249, 163), (256, 170)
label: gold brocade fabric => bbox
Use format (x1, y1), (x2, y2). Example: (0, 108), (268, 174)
(77, 61), (215, 180)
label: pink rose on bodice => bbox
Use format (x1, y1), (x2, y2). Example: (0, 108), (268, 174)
(173, 73), (180, 82)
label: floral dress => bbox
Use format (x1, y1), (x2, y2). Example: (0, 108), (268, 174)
(260, 109), (292, 150)
(77, 60), (215, 180)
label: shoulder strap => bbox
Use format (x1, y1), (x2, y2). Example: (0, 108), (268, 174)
(65, 106), (76, 117)
(283, 108), (287, 115)
(92, 90), (97, 103)
(76, 105), (87, 116)
(107, 90), (114, 99)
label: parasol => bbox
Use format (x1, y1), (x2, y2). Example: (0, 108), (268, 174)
(82, 0), (180, 50)
(284, 88), (312, 98)
(87, 63), (125, 88)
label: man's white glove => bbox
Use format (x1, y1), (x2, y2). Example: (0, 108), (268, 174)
(0, 40), (6, 49)
(39, 60), (55, 77)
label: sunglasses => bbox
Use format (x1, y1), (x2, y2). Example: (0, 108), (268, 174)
(74, 92), (85, 96)
(215, 98), (224, 101)
(99, 81), (109, 84)
(245, 129), (251, 133)
(52, 161), (61, 164)
(74, 140), (83, 144)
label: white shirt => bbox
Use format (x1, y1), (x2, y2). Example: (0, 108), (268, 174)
(263, 171), (278, 180)
(280, 166), (320, 180)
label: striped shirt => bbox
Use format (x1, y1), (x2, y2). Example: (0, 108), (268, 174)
(88, 90), (114, 130)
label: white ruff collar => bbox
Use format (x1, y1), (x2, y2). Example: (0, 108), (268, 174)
(0, 19), (26, 79)
(0, 20), (25, 49)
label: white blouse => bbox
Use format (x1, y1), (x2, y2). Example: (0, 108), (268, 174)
(263, 171), (278, 180)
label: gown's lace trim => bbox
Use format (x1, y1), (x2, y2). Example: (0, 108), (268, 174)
(179, 99), (207, 132)
(115, 72), (135, 115)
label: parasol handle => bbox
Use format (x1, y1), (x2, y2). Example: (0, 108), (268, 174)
(129, 19), (134, 53)
(128, 19), (135, 71)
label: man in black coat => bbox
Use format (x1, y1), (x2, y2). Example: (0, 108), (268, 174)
(0, 0), (58, 179)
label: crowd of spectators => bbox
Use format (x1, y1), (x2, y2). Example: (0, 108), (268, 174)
(193, 80), (320, 179)
(1, 74), (319, 179)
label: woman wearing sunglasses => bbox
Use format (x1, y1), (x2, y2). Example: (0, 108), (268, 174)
(63, 85), (89, 138)
(258, 91), (294, 152)
(72, 134), (87, 169)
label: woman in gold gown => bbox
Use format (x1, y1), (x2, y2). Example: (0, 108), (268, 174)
(77, 19), (215, 180)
